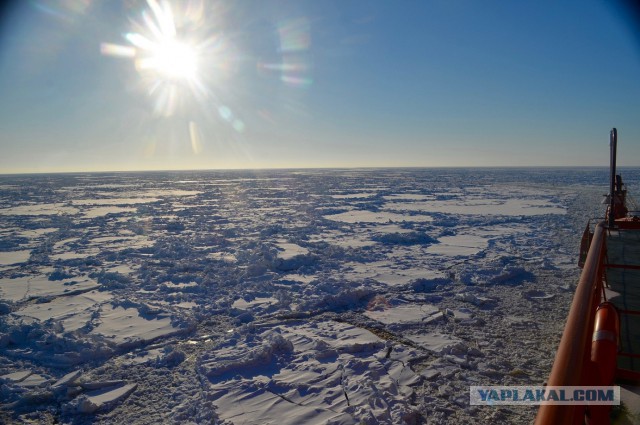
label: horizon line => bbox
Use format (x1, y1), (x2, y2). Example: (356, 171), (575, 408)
(0, 164), (628, 177)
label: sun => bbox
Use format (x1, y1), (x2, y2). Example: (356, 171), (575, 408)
(99, 0), (204, 84)
(101, 0), (210, 115)
(138, 38), (198, 81)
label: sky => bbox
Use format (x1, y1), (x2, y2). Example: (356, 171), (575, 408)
(0, 0), (639, 173)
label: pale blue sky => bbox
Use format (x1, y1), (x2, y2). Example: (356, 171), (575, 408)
(0, 0), (639, 173)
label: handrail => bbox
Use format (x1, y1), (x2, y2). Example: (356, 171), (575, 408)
(535, 221), (607, 425)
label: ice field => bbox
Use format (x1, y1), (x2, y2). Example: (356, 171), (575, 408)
(0, 167), (634, 424)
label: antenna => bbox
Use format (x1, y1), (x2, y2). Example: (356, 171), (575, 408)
(609, 128), (617, 227)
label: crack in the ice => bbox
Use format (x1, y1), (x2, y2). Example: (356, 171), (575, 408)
(16, 285), (99, 308)
(264, 387), (299, 406)
(23, 276), (33, 301)
(339, 364), (350, 407)
(332, 317), (428, 353)
(259, 383), (342, 414)
(342, 387), (350, 407)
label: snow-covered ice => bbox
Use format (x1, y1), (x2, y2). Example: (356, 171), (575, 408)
(0, 250), (31, 266)
(324, 210), (433, 224)
(89, 304), (181, 346)
(0, 275), (100, 302)
(0, 167), (633, 424)
(73, 383), (138, 414)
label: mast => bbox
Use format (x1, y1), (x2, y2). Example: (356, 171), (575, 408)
(609, 128), (618, 227)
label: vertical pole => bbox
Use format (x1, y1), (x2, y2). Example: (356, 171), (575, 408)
(609, 128), (617, 227)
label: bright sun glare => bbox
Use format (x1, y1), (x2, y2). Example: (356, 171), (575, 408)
(101, 0), (198, 82)
(138, 38), (198, 81)
(100, 0), (311, 130)
(122, 9), (199, 84)
(101, 0), (207, 115)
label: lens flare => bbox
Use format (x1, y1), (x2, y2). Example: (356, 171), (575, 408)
(257, 18), (313, 88)
(102, 0), (208, 116)
(100, 43), (135, 58)
(124, 27), (198, 82)
(100, 0), (315, 163)
(189, 121), (202, 154)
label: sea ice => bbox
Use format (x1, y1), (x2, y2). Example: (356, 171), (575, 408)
(1, 370), (33, 383)
(73, 383), (137, 413)
(384, 198), (566, 216)
(201, 320), (420, 424)
(90, 304), (181, 346)
(17, 290), (112, 331)
(324, 210), (432, 224)
(364, 304), (443, 326)
(0, 250), (31, 265)
(0, 203), (79, 216)
(0, 168), (617, 424)
(0, 275), (100, 302)
(343, 261), (447, 287)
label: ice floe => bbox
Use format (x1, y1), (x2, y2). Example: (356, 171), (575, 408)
(72, 383), (137, 414)
(0, 275), (100, 302)
(200, 321), (420, 424)
(0, 168), (627, 424)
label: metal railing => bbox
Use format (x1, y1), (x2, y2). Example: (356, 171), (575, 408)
(535, 221), (607, 425)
